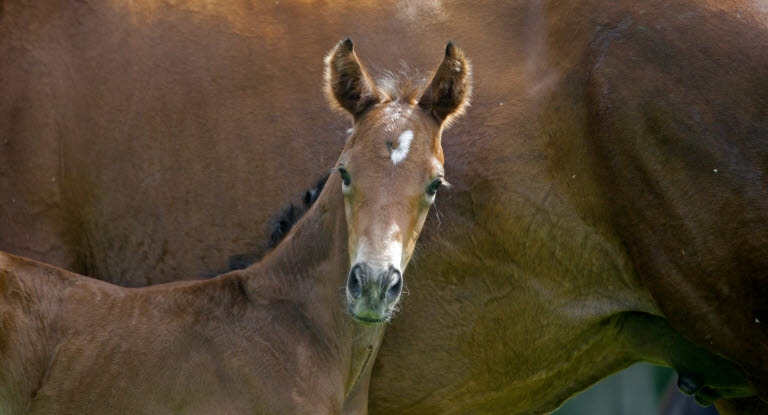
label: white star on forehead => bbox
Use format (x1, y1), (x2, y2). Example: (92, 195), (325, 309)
(391, 130), (413, 165)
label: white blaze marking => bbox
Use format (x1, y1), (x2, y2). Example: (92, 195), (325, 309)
(391, 130), (413, 165)
(383, 224), (404, 270)
(352, 224), (403, 270)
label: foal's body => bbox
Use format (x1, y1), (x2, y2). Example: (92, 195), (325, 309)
(0, 197), (377, 414)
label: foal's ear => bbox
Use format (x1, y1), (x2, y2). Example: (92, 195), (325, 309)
(419, 42), (472, 126)
(324, 38), (380, 118)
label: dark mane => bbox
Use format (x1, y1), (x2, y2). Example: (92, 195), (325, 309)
(226, 173), (329, 271)
(266, 173), (329, 250)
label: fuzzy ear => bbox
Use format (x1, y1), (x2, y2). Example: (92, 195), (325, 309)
(419, 42), (472, 126)
(324, 38), (380, 118)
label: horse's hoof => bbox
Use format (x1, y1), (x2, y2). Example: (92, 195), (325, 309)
(694, 386), (719, 407)
(677, 375), (701, 395)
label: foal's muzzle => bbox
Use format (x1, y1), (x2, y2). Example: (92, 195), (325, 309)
(346, 263), (403, 325)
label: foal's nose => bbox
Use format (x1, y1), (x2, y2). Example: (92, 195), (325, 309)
(347, 263), (403, 304)
(383, 266), (403, 304)
(347, 263), (368, 299)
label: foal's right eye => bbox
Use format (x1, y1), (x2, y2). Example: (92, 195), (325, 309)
(338, 167), (351, 187)
(426, 178), (442, 197)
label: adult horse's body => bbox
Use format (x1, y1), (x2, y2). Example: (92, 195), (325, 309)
(0, 40), (469, 414)
(2, 0), (766, 413)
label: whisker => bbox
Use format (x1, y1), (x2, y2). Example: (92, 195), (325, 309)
(433, 203), (442, 228)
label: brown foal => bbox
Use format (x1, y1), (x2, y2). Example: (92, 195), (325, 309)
(0, 40), (470, 414)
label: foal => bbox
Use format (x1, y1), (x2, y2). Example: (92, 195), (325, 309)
(0, 39), (471, 414)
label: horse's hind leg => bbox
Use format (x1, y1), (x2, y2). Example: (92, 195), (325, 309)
(616, 311), (755, 407)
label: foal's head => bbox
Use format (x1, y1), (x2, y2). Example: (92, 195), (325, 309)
(325, 39), (471, 325)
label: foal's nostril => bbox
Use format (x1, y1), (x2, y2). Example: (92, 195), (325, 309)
(385, 269), (403, 303)
(347, 264), (366, 299)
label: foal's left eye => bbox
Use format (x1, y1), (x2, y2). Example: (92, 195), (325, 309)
(426, 179), (442, 197)
(338, 167), (351, 187)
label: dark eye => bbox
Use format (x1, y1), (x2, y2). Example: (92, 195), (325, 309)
(426, 178), (442, 197)
(338, 167), (351, 187)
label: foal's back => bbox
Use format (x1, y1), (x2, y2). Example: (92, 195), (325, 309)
(0, 252), (335, 414)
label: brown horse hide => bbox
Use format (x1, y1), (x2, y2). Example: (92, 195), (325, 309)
(1, 0), (766, 413)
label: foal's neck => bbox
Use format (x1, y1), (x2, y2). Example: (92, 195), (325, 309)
(241, 173), (384, 392)
(249, 174), (348, 311)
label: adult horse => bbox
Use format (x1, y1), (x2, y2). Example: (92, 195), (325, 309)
(1, 0), (766, 413)
(0, 40), (470, 414)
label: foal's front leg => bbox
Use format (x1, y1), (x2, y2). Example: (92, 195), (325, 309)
(340, 351), (377, 415)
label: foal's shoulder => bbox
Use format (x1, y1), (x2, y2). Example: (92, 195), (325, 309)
(0, 251), (58, 290)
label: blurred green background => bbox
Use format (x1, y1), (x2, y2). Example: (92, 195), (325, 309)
(552, 363), (718, 415)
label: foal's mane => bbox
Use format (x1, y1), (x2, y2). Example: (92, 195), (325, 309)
(375, 68), (430, 104)
(225, 174), (328, 272)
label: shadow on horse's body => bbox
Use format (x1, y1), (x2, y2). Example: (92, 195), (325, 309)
(0, 41), (471, 414)
(1, 0), (766, 413)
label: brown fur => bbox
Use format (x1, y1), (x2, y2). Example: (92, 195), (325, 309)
(0, 210), (374, 414)
(1, 0), (767, 413)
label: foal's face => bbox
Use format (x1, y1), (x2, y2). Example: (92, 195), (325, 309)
(338, 104), (446, 324)
(325, 38), (471, 325)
